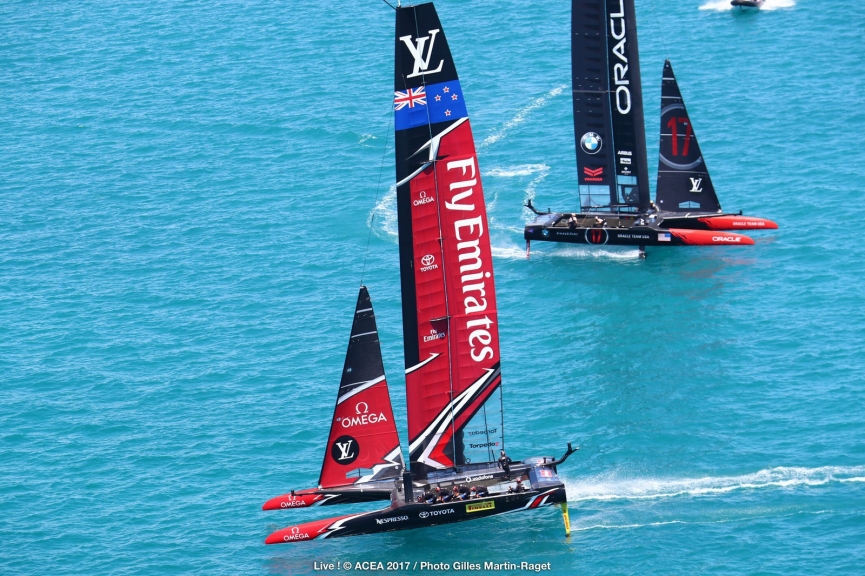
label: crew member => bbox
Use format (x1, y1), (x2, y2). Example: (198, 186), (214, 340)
(499, 450), (513, 479)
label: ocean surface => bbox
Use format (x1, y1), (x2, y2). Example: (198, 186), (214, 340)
(2, 0), (864, 574)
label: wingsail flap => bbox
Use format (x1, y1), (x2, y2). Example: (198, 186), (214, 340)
(655, 60), (722, 214)
(394, 3), (504, 478)
(318, 287), (403, 489)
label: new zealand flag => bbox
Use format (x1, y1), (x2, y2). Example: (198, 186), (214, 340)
(394, 80), (468, 131)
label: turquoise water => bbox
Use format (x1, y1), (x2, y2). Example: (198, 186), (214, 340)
(2, 0), (864, 574)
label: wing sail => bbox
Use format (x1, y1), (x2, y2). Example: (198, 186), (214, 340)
(572, 0), (650, 211)
(394, 2), (504, 478)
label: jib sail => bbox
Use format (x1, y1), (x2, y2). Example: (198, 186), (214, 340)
(655, 60), (722, 214)
(318, 287), (403, 489)
(394, 2), (504, 478)
(572, 0), (650, 212)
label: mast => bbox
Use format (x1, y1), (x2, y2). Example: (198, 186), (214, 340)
(318, 287), (403, 488)
(394, 2), (504, 478)
(655, 60), (722, 213)
(572, 0), (650, 212)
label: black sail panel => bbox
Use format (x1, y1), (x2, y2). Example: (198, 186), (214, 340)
(655, 60), (721, 213)
(605, 0), (650, 211)
(572, 0), (616, 208)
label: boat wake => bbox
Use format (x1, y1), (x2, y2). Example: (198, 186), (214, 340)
(479, 85), (567, 149)
(700, 0), (795, 11)
(484, 163), (550, 215)
(570, 510), (836, 533)
(563, 465), (865, 503)
(369, 184), (398, 240)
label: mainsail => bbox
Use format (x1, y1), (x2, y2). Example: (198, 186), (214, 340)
(318, 286), (403, 489)
(572, 0), (650, 212)
(655, 60), (722, 214)
(394, 2), (504, 477)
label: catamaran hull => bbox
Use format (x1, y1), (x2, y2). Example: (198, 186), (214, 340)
(662, 214), (777, 231)
(525, 222), (754, 247)
(265, 486), (566, 544)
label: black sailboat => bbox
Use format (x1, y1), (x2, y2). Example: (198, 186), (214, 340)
(523, 0), (776, 256)
(262, 2), (576, 544)
(731, 0), (766, 10)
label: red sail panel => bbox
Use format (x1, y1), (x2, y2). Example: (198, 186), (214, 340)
(405, 120), (505, 472)
(436, 121), (502, 463)
(405, 165), (452, 454)
(319, 378), (402, 488)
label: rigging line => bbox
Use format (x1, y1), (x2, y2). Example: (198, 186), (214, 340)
(381, 0), (397, 10)
(360, 110), (393, 287)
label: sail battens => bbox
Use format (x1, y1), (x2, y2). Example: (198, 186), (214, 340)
(395, 162), (432, 188)
(355, 308), (373, 314)
(350, 330), (377, 338)
(337, 375), (387, 405)
(405, 353), (440, 375)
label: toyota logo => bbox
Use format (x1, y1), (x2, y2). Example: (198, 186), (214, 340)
(421, 254), (435, 266)
(419, 511), (429, 519)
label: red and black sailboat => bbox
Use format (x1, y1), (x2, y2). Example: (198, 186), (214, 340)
(523, 0), (776, 256)
(262, 2), (576, 544)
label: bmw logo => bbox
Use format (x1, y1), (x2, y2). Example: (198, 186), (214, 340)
(580, 132), (602, 155)
(541, 229), (550, 238)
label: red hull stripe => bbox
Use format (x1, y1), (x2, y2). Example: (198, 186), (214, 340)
(262, 491), (330, 511)
(265, 513), (361, 544)
(697, 216), (779, 230)
(669, 229), (755, 246)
